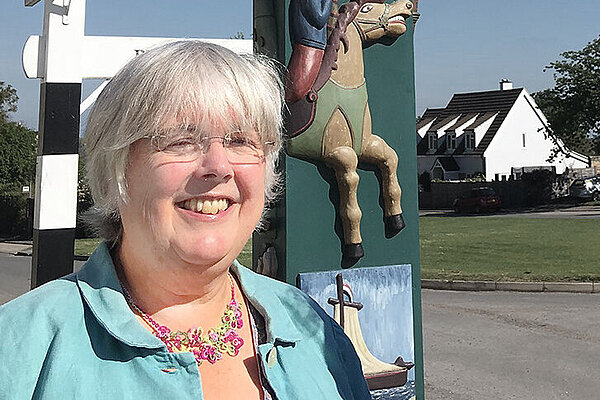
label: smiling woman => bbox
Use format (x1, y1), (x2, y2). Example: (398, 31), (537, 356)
(0, 40), (370, 400)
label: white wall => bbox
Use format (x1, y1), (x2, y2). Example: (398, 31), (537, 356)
(484, 90), (588, 179)
(474, 113), (497, 148)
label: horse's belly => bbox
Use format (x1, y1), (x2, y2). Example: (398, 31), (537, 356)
(286, 79), (367, 159)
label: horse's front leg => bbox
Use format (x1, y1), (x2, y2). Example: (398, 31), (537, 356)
(323, 146), (364, 262)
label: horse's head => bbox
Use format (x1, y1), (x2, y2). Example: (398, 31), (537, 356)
(354, 0), (413, 46)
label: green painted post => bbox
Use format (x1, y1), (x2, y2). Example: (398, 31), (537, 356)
(253, 1), (424, 398)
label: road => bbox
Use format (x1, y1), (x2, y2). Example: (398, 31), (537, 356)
(2, 255), (599, 399)
(0, 253), (85, 304)
(423, 289), (600, 400)
(420, 204), (600, 219)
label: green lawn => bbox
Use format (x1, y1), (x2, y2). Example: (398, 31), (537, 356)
(76, 217), (599, 282)
(75, 238), (254, 267)
(420, 216), (600, 282)
(75, 238), (101, 257)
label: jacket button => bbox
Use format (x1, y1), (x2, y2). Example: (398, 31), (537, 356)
(267, 347), (278, 367)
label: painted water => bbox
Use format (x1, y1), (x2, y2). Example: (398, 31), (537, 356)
(371, 380), (416, 400)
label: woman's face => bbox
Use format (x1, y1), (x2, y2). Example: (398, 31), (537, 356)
(119, 130), (266, 269)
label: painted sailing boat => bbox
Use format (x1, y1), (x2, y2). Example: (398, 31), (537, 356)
(328, 274), (414, 390)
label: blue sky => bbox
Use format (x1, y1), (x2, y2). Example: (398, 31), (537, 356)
(2, 0), (599, 129)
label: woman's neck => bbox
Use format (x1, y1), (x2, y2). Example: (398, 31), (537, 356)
(114, 241), (235, 331)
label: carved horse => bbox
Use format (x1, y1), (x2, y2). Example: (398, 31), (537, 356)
(285, 0), (414, 262)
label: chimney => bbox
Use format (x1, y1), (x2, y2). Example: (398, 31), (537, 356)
(499, 79), (513, 91)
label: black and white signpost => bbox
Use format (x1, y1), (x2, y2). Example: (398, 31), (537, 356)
(25, 0), (85, 288)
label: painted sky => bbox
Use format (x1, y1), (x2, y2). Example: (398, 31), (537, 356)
(1, 0), (599, 129)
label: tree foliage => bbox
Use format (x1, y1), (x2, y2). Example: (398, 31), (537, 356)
(533, 35), (600, 156)
(0, 83), (37, 236)
(0, 120), (37, 192)
(0, 82), (19, 123)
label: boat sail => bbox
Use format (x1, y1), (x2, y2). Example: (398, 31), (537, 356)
(329, 274), (414, 390)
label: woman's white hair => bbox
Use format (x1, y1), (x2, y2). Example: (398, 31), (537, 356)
(84, 40), (284, 243)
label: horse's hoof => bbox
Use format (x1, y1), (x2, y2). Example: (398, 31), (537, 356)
(384, 214), (405, 238)
(342, 243), (364, 265)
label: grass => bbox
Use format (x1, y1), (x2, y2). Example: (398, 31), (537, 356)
(420, 216), (600, 282)
(75, 238), (101, 256)
(75, 216), (598, 282)
(74, 237), (254, 266)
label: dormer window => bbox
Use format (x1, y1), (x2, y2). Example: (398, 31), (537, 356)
(465, 131), (475, 150)
(447, 132), (456, 150)
(428, 133), (438, 150)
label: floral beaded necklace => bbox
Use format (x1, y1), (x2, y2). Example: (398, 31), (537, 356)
(121, 273), (245, 366)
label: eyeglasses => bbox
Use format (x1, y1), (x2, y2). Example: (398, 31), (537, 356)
(150, 131), (273, 165)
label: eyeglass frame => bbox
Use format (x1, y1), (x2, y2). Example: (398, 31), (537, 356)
(146, 131), (275, 165)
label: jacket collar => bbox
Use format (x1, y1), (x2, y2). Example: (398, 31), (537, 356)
(231, 260), (303, 344)
(76, 243), (302, 348)
(76, 243), (165, 349)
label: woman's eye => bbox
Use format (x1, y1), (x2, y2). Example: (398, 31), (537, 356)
(228, 132), (259, 148)
(164, 138), (196, 150)
(229, 137), (251, 147)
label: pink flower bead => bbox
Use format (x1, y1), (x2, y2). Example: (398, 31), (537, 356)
(156, 326), (171, 339)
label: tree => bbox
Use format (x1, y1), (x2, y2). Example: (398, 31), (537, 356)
(0, 82), (19, 123)
(0, 82), (36, 190)
(0, 83), (37, 235)
(533, 35), (600, 156)
(0, 121), (37, 190)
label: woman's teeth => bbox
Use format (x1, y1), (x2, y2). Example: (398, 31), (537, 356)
(181, 199), (229, 215)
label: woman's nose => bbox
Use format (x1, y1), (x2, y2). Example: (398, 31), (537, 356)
(197, 140), (234, 182)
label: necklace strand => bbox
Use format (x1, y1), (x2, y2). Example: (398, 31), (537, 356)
(121, 273), (244, 366)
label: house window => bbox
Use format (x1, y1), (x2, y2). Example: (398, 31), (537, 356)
(447, 132), (456, 150)
(465, 132), (475, 150)
(522, 133), (526, 148)
(428, 133), (438, 150)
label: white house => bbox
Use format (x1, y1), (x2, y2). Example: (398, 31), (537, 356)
(416, 80), (590, 181)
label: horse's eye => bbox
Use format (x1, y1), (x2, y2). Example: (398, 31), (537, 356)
(360, 4), (373, 13)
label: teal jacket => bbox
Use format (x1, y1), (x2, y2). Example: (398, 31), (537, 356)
(0, 243), (370, 399)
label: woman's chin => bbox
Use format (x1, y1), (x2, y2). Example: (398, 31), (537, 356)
(172, 238), (240, 268)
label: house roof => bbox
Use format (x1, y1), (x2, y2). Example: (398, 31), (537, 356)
(463, 111), (497, 130)
(416, 108), (444, 130)
(417, 88), (523, 156)
(427, 114), (459, 132)
(446, 112), (479, 131)
(433, 157), (460, 172)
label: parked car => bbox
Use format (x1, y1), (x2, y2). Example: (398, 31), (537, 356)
(453, 187), (501, 213)
(569, 176), (600, 201)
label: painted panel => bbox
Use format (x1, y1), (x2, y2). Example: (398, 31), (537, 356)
(298, 264), (416, 399)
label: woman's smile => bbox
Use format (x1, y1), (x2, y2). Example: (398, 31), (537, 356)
(177, 197), (232, 215)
